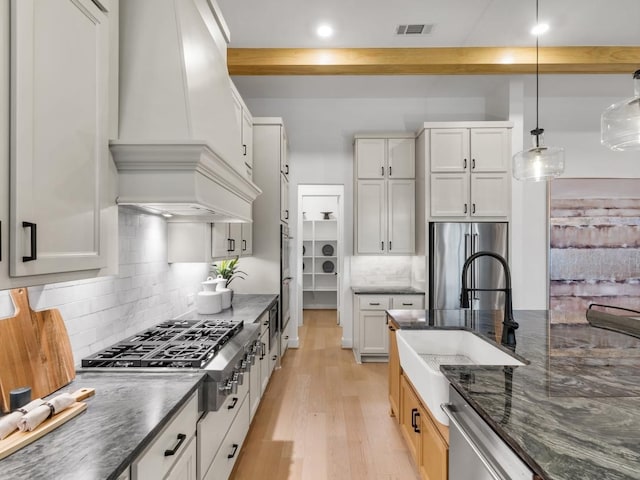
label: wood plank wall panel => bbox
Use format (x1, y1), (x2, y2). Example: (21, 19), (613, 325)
(549, 183), (640, 324)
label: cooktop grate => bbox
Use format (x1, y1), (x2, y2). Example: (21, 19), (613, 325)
(81, 319), (243, 368)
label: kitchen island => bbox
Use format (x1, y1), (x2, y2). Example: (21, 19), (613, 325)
(0, 294), (278, 480)
(388, 309), (640, 480)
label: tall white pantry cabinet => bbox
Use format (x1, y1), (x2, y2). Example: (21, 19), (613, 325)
(354, 135), (416, 255)
(0, 0), (119, 289)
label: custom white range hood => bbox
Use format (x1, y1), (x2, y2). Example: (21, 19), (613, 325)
(110, 0), (260, 222)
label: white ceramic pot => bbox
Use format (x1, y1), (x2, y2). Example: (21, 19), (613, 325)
(212, 276), (227, 291)
(201, 276), (218, 292)
(196, 290), (222, 314)
(218, 287), (232, 309)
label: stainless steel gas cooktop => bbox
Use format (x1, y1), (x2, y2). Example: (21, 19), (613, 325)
(81, 319), (244, 369)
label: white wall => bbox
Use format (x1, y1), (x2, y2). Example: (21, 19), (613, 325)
(244, 95), (488, 345)
(514, 75), (640, 309)
(0, 207), (208, 363)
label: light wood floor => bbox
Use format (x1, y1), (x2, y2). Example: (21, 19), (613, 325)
(230, 309), (420, 480)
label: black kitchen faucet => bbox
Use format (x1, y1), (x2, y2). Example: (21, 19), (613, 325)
(460, 251), (519, 350)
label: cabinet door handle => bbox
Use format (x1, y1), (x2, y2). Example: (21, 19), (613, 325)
(472, 158), (476, 169)
(411, 408), (418, 429)
(285, 164), (289, 175)
(242, 239), (247, 251)
(285, 209), (289, 220)
(389, 166), (392, 176)
(402, 302), (413, 306)
(464, 204), (468, 214)
(381, 166), (384, 177)
(381, 241), (384, 251)
(463, 158), (467, 169)
(22, 221), (37, 262)
(369, 302), (380, 306)
(232, 239), (236, 251)
(414, 411), (421, 433)
(227, 443), (239, 459)
(389, 241), (392, 251)
(243, 144), (247, 156)
(472, 203), (476, 214)
(164, 433), (186, 457)
(227, 397), (238, 410)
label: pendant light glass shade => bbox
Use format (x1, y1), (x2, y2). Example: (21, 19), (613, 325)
(601, 70), (640, 151)
(512, 0), (565, 182)
(513, 128), (564, 181)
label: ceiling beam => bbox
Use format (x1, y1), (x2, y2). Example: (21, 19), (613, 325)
(227, 46), (640, 75)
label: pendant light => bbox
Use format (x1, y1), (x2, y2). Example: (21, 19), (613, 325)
(512, 0), (565, 182)
(601, 69), (640, 151)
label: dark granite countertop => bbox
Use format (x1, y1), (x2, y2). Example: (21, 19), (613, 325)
(388, 309), (640, 480)
(351, 286), (425, 295)
(177, 293), (278, 322)
(0, 294), (278, 480)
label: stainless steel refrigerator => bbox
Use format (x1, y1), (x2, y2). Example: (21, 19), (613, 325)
(429, 222), (508, 310)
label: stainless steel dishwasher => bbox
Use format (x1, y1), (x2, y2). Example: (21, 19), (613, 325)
(442, 386), (535, 480)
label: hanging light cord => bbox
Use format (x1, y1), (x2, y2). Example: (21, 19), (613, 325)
(534, 0), (541, 148)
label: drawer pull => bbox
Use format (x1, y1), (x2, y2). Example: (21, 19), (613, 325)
(227, 443), (239, 459)
(164, 433), (186, 457)
(402, 303), (413, 306)
(369, 302), (380, 306)
(227, 397), (238, 410)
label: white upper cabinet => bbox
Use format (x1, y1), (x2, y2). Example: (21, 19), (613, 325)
(424, 123), (512, 221)
(387, 138), (415, 179)
(356, 139), (386, 178)
(230, 81), (254, 176)
(469, 128), (511, 172)
(354, 134), (416, 255)
(355, 137), (414, 179)
(430, 129), (469, 172)
(10, 0), (110, 277)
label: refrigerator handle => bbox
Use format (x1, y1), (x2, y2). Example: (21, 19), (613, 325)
(472, 233), (480, 301)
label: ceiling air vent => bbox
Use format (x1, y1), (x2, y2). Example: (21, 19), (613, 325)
(395, 24), (433, 35)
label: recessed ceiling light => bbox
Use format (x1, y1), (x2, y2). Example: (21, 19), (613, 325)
(316, 24), (334, 38)
(530, 22), (549, 36)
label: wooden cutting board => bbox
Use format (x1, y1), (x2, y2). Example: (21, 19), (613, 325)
(0, 387), (95, 460)
(0, 288), (75, 413)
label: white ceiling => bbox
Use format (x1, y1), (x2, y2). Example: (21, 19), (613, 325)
(217, 0), (640, 48)
(217, 0), (639, 100)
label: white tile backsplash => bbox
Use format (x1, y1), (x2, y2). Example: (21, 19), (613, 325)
(0, 207), (209, 364)
(350, 255), (425, 288)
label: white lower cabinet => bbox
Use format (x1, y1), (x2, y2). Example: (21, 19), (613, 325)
(166, 436), (197, 480)
(353, 293), (425, 362)
(202, 396), (250, 480)
(132, 393), (198, 480)
(198, 381), (249, 480)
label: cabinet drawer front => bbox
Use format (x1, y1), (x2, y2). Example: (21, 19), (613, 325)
(198, 381), (249, 477)
(132, 392), (198, 480)
(203, 395), (250, 480)
(358, 295), (390, 310)
(391, 295), (424, 309)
